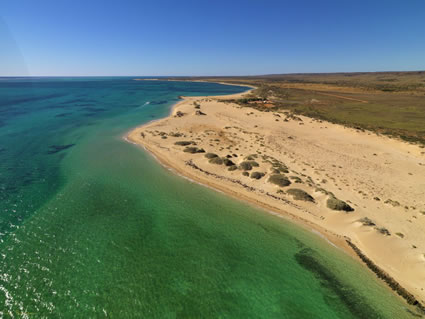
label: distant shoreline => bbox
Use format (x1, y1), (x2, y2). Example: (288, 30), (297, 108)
(133, 78), (257, 90)
(126, 80), (425, 314)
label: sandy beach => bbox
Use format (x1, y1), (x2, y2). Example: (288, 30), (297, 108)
(127, 85), (425, 309)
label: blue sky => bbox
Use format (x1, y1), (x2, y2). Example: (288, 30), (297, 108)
(1, 0), (424, 76)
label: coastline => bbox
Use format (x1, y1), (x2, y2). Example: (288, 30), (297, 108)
(126, 81), (425, 313)
(133, 77), (257, 90)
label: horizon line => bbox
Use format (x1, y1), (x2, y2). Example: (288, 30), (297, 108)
(1, 70), (425, 78)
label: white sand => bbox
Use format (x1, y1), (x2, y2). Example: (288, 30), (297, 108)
(127, 88), (425, 304)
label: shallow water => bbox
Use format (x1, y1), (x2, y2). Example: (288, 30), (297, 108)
(0, 78), (416, 318)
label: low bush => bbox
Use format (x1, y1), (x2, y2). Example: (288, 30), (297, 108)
(175, 141), (193, 146)
(222, 158), (235, 166)
(375, 227), (391, 236)
(205, 153), (218, 159)
(239, 161), (253, 171)
(209, 157), (223, 165)
(250, 172), (265, 180)
(327, 196), (354, 212)
(268, 174), (291, 187)
(289, 176), (302, 183)
(249, 161), (260, 167)
(359, 217), (375, 226)
(287, 189), (314, 202)
(384, 199), (400, 207)
(169, 132), (183, 137)
(271, 160), (289, 173)
(239, 160), (259, 171)
(183, 147), (205, 154)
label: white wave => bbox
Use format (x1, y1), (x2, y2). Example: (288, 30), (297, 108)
(137, 101), (150, 109)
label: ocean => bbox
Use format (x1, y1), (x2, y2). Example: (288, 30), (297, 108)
(0, 77), (415, 318)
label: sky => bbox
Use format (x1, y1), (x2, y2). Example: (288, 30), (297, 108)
(1, 0), (424, 76)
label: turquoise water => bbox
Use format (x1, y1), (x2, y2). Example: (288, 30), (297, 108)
(0, 77), (416, 318)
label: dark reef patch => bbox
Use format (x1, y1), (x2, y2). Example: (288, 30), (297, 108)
(61, 99), (89, 105)
(82, 106), (106, 112)
(47, 144), (76, 155)
(41, 104), (66, 110)
(0, 93), (65, 107)
(0, 109), (30, 117)
(55, 112), (73, 118)
(149, 100), (168, 105)
(295, 248), (383, 318)
(346, 240), (425, 314)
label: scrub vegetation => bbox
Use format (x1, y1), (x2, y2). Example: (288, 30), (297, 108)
(174, 71), (425, 145)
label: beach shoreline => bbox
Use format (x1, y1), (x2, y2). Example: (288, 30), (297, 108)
(126, 81), (425, 312)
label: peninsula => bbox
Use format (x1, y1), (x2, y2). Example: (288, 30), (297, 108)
(128, 73), (425, 312)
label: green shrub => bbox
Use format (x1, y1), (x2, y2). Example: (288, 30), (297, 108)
(384, 199), (400, 207)
(375, 227), (391, 236)
(277, 166), (289, 173)
(183, 147), (205, 154)
(287, 189), (314, 202)
(205, 153), (218, 159)
(239, 160), (259, 171)
(169, 132), (183, 137)
(222, 158), (235, 166)
(249, 161), (259, 167)
(315, 187), (333, 196)
(268, 174), (291, 187)
(242, 171), (249, 176)
(271, 161), (289, 173)
(209, 157), (223, 165)
(359, 217), (375, 226)
(175, 141), (193, 146)
(327, 196), (354, 212)
(289, 176), (302, 183)
(250, 172), (265, 180)
(228, 165), (238, 171)
(239, 161), (253, 171)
